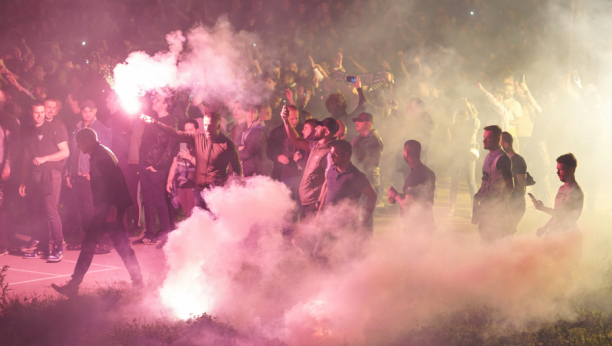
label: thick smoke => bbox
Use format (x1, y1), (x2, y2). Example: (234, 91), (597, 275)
(158, 177), (587, 345)
(113, 17), (264, 113)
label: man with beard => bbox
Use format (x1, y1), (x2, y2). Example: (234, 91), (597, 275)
(472, 125), (514, 244)
(281, 106), (338, 219)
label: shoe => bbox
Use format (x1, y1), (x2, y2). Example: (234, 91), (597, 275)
(132, 237), (156, 245)
(66, 243), (82, 251)
(95, 244), (112, 254)
(24, 251), (47, 259)
(51, 280), (79, 298)
(47, 246), (64, 262)
(0, 248), (8, 256)
(19, 239), (39, 252)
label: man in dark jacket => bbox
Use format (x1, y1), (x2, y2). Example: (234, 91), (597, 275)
(52, 128), (143, 297)
(139, 112), (242, 212)
(238, 105), (270, 177)
(133, 95), (178, 245)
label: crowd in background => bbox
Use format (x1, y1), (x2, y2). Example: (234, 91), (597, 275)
(0, 0), (609, 257)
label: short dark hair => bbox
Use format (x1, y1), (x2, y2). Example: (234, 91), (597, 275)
(75, 127), (98, 143)
(31, 100), (45, 110)
(304, 118), (319, 128)
(325, 92), (348, 116)
(204, 112), (221, 123)
(556, 153), (577, 169)
(184, 119), (199, 129)
(484, 125), (502, 137)
(43, 96), (56, 104)
(501, 131), (513, 146)
(330, 139), (352, 157)
(404, 140), (421, 158)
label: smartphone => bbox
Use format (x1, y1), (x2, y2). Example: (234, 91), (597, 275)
(346, 75), (357, 83)
(528, 193), (536, 202)
(180, 143), (187, 152)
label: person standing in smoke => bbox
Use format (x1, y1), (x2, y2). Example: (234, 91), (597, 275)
(139, 112), (242, 215)
(317, 139), (377, 229)
(472, 125), (514, 244)
(351, 112), (383, 230)
(281, 106), (337, 220)
(449, 98), (480, 217)
(390, 98), (434, 180)
(387, 140), (436, 234)
(533, 153), (583, 237)
(21, 101), (70, 262)
(238, 104), (270, 177)
(0, 89), (19, 256)
(52, 128), (143, 298)
(501, 132), (528, 235)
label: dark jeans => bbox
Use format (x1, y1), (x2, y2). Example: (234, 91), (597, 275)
(72, 206), (143, 285)
(123, 163), (141, 229)
(71, 176), (95, 241)
(30, 170), (63, 252)
(140, 165), (171, 239)
(193, 188), (209, 211)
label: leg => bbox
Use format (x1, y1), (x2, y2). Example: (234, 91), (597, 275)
(74, 177), (95, 236)
(110, 208), (143, 285)
(71, 205), (111, 284)
(193, 188), (208, 211)
(178, 187), (195, 218)
(45, 170), (64, 247)
(139, 166), (157, 239)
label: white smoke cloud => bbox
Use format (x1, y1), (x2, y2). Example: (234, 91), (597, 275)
(112, 17), (265, 114)
(158, 177), (587, 345)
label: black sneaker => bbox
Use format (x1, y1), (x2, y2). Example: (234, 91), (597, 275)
(66, 243), (82, 251)
(51, 280), (79, 298)
(132, 237), (156, 245)
(19, 239), (39, 253)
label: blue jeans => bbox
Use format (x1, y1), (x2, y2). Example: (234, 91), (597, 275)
(139, 165), (171, 239)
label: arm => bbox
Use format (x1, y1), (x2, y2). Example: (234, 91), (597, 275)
(519, 81), (542, 114)
(475, 82), (509, 131)
(228, 142), (243, 179)
(281, 106), (310, 152)
(20, 147), (31, 195)
(140, 114), (195, 145)
(33, 141), (69, 165)
(166, 156), (178, 193)
(497, 155), (514, 199)
(388, 186), (411, 210)
(515, 174), (527, 197)
(361, 184), (377, 225)
(346, 56), (368, 74)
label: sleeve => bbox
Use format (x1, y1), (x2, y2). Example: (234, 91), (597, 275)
(404, 170), (427, 196)
(323, 151), (332, 173)
(228, 141), (243, 177)
(53, 122), (69, 145)
(152, 120), (196, 145)
(356, 172), (372, 192)
(496, 155), (513, 179)
(513, 157), (527, 175)
(482, 90), (510, 131)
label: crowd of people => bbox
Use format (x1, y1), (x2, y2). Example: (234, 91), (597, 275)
(0, 0), (601, 294)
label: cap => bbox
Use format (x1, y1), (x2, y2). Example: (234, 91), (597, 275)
(352, 112), (373, 123)
(80, 99), (96, 110)
(320, 117), (339, 134)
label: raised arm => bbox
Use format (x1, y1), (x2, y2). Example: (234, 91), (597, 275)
(140, 114), (195, 145)
(281, 106), (311, 152)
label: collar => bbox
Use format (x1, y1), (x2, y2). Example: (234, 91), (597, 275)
(333, 162), (356, 174)
(77, 117), (97, 129)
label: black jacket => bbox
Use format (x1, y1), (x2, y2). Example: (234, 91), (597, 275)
(139, 113), (178, 171)
(90, 142), (132, 208)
